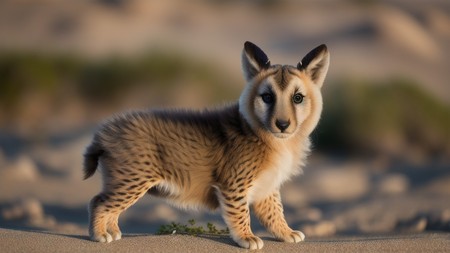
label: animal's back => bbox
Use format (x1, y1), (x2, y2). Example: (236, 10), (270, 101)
(97, 108), (224, 169)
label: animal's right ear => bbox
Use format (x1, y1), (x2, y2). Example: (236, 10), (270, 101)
(242, 41), (271, 81)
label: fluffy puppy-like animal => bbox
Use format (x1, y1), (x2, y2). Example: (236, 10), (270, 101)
(84, 41), (330, 249)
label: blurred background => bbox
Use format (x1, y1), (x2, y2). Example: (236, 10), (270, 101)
(0, 0), (449, 238)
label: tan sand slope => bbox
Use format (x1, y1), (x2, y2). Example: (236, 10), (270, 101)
(0, 228), (449, 253)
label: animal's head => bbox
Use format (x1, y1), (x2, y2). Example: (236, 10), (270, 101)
(239, 41), (330, 139)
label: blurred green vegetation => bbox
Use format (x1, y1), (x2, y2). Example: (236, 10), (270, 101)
(1, 51), (449, 158)
(0, 50), (239, 116)
(0, 52), (78, 108)
(314, 78), (450, 158)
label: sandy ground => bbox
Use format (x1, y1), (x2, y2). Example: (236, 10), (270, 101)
(1, 228), (449, 253)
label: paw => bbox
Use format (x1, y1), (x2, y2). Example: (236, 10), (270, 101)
(110, 231), (122, 241)
(107, 228), (122, 241)
(91, 233), (113, 243)
(234, 235), (264, 250)
(281, 230), (305, 243)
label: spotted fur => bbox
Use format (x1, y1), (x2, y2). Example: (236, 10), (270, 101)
(84, 41), (330, 249)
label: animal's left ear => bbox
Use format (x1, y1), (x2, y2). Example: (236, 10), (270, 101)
(297, 44), (330, 87)
(242, 41), (271, 82)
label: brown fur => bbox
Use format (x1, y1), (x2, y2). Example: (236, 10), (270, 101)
(84, 41), (330, 249)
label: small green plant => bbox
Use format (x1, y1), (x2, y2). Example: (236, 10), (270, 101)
(156, 219), (229, 236)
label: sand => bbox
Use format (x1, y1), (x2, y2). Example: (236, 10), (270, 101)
(1, 228), (449, 253)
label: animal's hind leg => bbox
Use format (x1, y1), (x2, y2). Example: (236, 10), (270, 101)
(88, 193), (114, 243)
(106, 212), (121, 241)
(89, 178), (159, 242)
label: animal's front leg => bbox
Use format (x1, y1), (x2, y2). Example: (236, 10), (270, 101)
(253, 190), (305, 243)
(218, 189), (263, 250)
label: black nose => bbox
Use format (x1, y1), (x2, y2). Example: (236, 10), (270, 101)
(275, 119), (290, 132)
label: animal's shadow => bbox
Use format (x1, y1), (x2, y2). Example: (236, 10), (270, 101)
(17, 228), (290, 249)
(32, 229), (240, 248)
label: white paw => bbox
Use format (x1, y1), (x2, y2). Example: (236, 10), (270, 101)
(111, 231), (122, 241)
(235, 235), (264, 250)
(283, 230), (305, 243)
(92, 233), (113, 243)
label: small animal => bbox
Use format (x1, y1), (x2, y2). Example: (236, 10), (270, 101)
(83, 41), (330, 249)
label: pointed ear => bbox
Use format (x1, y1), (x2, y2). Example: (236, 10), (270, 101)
(297, 44), (330, 87)
(242, 41), (271, 81)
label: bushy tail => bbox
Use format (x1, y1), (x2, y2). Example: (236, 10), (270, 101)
(83, 139), (104, 180)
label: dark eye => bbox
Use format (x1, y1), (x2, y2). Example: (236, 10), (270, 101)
(293, 93), (304, 104)
(261, 93), (274, 104)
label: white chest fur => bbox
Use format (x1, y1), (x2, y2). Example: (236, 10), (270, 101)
(248, 144), (305, 203)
